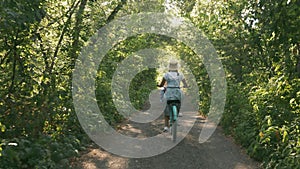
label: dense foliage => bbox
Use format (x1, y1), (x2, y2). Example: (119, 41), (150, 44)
(0, 0), (299, 168)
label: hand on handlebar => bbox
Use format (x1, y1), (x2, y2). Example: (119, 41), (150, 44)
(157, 84), (165, 88)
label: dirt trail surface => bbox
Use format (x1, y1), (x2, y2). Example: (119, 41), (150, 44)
(71, 91), (261, 169)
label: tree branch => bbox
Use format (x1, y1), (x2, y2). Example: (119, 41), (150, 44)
(51, 0), (81, 74)
(68, 0), (87, 70)
(106, 0), (127, 24)
(9, 34), (18, 94)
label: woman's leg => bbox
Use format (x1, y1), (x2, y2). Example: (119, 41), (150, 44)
(164, 116), (170, 127)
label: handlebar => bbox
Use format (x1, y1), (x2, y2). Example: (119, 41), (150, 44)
(156, 84), (189, 89)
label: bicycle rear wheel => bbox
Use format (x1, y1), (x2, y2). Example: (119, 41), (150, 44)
(172, 105), (178, 142)
(172, 120), (177, 142)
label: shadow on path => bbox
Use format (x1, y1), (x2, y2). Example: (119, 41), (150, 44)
(71, 117), (261, 169)
(71, 91), (261, 169)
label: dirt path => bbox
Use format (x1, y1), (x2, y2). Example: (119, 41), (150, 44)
(71, 91), (261, 169)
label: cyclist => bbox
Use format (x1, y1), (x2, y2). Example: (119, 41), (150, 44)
(157, 59), (188, 132)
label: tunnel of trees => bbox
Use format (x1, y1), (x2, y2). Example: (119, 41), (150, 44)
(0, 0), (299, 168)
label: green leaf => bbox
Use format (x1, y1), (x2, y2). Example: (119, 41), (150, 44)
(282, 130), (288, 143)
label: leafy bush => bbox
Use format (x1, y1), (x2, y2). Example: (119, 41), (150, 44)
(0, 122), (5, 157)
(222, 74), (300, 168)
(129, 68), (157, 110)
(222, 80), (262, 160)
(250, 77), (300, 168)
(0, 134), (84, 169)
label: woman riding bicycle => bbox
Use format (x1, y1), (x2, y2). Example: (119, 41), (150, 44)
(158, 59), (188, 132)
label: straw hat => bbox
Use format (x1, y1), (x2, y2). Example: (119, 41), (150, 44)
(168, 60), (179, 71)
